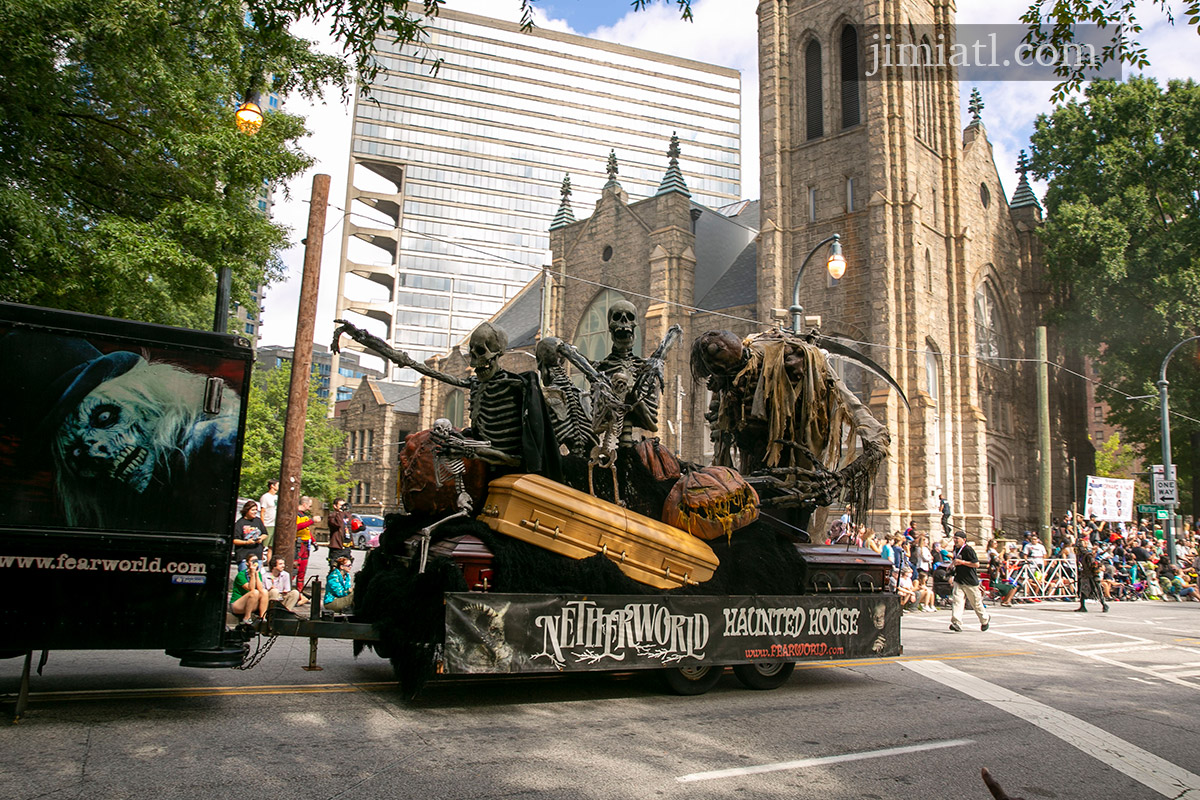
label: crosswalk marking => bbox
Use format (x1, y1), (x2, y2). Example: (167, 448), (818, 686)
(904, 660), (1200, 799)
(983, 615), (1200, 689)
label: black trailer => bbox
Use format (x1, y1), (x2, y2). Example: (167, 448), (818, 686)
(0, 303), (257, 684)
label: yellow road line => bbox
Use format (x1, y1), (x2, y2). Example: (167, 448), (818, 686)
(2, 682), (398, 703)
(5, 652), (1028, 704)
(794, 650), (1032, 670)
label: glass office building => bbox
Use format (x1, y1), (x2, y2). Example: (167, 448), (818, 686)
(333, 9), (741, 392)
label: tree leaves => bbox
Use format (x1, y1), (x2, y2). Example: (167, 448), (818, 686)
(239, 362), (353, 504)
(0, 0), (340, 328)
(1031, 77), (1200, 506)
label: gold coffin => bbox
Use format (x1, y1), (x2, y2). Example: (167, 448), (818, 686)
(478, 473), (718, 590)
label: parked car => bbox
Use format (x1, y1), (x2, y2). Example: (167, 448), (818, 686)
(351, 514), (384, 549)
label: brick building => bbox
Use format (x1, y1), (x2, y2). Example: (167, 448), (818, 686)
(335, 378), (421, 515)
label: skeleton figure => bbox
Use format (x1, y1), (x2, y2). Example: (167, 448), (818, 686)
(535, 337), (595, 457)
(594, 300), (659, 441)
(430, 418), (502, 512)
(52, 360), (240, 528)
(691, 329), (893, 522)
(332, 319), (558, 476)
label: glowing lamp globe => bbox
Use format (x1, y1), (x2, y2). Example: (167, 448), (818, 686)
(235, 100), (263, 135)
(826, 240), (846, 280)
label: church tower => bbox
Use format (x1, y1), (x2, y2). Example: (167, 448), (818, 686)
(757, 0), (1087, 539)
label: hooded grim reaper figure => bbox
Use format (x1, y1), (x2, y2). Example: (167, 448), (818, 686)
(690, 329), (898, 531)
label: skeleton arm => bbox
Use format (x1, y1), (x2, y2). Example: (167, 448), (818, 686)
(332, 319), (470, 388)
(631, 324), (682, 400)
(554, 339), (604, 385)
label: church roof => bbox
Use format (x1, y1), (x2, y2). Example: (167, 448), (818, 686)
(696, 240), (757, 310)
(693, 199), (759, 309)
(374, 380), (421, 413)
(489, 276), (543, 350)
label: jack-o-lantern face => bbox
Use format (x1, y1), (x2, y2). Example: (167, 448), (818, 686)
(663, 466), (759, 541)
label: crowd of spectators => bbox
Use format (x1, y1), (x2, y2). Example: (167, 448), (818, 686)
(831, 514), (1200, 611)
(228, 485), (359, 625)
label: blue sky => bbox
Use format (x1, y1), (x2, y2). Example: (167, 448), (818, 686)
(536, 0), (637, 31)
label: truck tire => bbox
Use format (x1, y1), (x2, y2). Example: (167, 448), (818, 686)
(732, 661), (795, 690)
(662, 664), (724, 695)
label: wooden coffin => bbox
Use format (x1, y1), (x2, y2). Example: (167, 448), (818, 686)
(478, 473), (718, 590)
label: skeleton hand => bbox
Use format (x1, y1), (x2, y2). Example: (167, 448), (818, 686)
(332, 319), (416, 368)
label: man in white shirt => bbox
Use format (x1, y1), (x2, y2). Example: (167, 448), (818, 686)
(259, 479), (279, 547)
(266, 556), (306, 611)
(1026, 537), (1048, 568)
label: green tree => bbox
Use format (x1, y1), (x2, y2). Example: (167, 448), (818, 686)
(0, 0), (692, 328)
(1030, 77), (1198, 510)
(0, 0), (345, 328)
(239, 363), (352, 504)
(1093, 432), (1149, 504)
(1021, 1), (1200, 100)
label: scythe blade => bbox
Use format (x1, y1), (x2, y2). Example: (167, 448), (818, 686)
(813, 334), (911, 410)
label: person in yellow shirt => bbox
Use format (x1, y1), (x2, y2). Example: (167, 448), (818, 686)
(295, 496), (316, 589)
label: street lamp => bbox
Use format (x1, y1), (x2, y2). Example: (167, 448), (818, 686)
(790, 234), (846, 335)
(213, 92), (263, 333)
(234, 99), (264, 135)
(1157, 334), (1200, 565)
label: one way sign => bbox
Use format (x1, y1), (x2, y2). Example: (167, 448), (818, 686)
(1154, 479), (1178, 505)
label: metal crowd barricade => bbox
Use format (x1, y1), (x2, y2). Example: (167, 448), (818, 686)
(1000, 558), (1078, 601)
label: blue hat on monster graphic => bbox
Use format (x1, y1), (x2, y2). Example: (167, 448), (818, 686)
(1, 330), (143, 438)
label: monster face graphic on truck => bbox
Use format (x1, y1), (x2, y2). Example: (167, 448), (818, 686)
(0, 328), (242, 532)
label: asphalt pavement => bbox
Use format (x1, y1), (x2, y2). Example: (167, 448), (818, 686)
(2, 597), (1198, 800)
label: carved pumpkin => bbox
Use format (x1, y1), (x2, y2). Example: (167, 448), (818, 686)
(663, 465), (759, 541)
(397, 428), (489, 514)
(636, 437), (682, 481)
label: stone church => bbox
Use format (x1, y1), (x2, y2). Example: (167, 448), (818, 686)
(416, 0), (1092, 541)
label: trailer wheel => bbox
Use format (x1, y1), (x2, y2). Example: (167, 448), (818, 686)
(732, 661), (795, 690)
(662, 665), (723, 695)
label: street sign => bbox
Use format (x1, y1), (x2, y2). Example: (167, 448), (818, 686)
(1137, 504), (1163, 515)
(1151, 465), (1178, 480)
(1153, 479), (1178, 505)
(1157, 509), (1169, 520)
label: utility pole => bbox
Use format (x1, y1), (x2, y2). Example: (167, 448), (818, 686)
(1036, 327), (1052, 550)
(274, 174), (331, 581)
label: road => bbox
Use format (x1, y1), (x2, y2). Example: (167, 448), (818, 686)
(2, 600), (1198, 800)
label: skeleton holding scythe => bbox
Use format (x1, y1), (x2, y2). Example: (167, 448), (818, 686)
(332, 319), (561, 481)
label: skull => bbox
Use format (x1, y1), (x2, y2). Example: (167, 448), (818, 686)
(695, 330), (746, 378)
(607, 300), (637, 354)
(535, 336), (563, 382)
(468, 323), (507, 383)
(53, 365), (162, 493)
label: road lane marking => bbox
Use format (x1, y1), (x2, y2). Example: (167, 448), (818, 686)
(904, 660), (1200, 800)
(675, 739), (975, 783)
(0, 682), (399, 703)
(2, 652), (1030, 706)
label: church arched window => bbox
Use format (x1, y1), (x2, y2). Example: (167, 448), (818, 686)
(840, 25), (860, 129)
(443, 388), (465, 429)
(974, 281), (1008, 364)
(921, 37), (937, 149)
(805, 39), (824, 140)
(573, 289), (643, 363)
